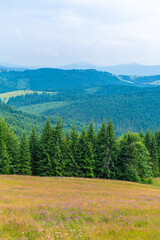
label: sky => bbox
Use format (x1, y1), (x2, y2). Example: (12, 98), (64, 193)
(1, 0), (160, 67)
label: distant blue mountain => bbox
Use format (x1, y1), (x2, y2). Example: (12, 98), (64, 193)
(62, 63), (160, 76)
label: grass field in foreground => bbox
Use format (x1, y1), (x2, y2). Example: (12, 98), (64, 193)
(0, 176), (160, 240)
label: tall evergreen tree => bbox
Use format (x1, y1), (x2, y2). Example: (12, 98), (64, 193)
(19, 132), (32, 175)
(101, 120), (117, 179)
(0, 140), (10, 174)
(51, 117), (65, 176)
(77, 126), (94, 178)
(150, 136), (159, 177)
(155, 130), (160, 173)
(39, 118), (53, 176)
(69, 125), (79, 176)
(144, 129), (159, 177)
(87, 120), (96, 146)
(95, 120), (107, 177)
(29, 128), (41, 176)
(6, 127), (19, 174)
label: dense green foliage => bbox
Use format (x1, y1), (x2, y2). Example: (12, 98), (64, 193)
(0, 68), (124, 93)
(1, 68), (160, 137)
(0, 68), (160, 95)
(0, 102), (79, 136)
(11, 86), (160, 135)
(3, 85), (160, 135)
(0, 117), (159, 183)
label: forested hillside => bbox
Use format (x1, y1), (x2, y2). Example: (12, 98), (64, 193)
(0, 68), (124, 93)
(4, 85), (160, 135)
(1, 68), (160, 94)
(0, 102), (77, 136)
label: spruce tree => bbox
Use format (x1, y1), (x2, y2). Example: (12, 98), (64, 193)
(6, 127), (19, 174)
(29, 128), (41, 176)
(0, 140), (10, 174)
(39, 118), (53, 176)
(77, 126), (94, 178)
(150, 136), (159, 177)
(95, 120), (107, 177)
(19, 132), (32, 175)
(155, 130), (160, 174)
(144, 129), (159, 177)
(101, 120), (117, 179)
(52, 117), (65, 176)
(144, 129), (152, 153)
(0, 119), (19, 174)
(69, 125), (79, 176)
(87, 120), (96, 147)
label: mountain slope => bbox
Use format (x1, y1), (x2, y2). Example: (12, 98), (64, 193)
(0, 68), (125, 93)
(7, 85), (160, 135)
(0, 102), (75, 136)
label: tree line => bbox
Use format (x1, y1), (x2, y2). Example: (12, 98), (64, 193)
(0, 117), (160, 183)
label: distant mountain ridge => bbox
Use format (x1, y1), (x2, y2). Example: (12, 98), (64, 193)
(62, 62), (160, 76)
(2, 61), (160, 76)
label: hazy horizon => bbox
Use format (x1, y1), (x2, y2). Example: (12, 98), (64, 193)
(1, 0), (160, 67)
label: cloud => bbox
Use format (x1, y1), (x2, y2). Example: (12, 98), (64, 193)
(15, 28), (22, 36)
(1, 0), (160, 66)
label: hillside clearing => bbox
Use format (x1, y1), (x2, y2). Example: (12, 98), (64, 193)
(0, 90), (57, 103)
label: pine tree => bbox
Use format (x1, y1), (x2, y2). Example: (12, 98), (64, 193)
(0, 140), (10, 174)
(101, 120), (117, 179)
(29, 128), (41, 176)
(0, 119), (19, 174)
(19, 132), (32, 175)
(144, 129), (152, 153)
(150, 136), (159, 177)
(6, 127), (19, 174)
(95, 120), (107, 178)
(87, 120), (96, 146)
(77, 126), (94, 178)
(144, 129), (159, 177)
(39, 118), (53, 176)
(155, 130), (160, 174)
(52, 117), (65, 176)
(69, 125), (79, 176)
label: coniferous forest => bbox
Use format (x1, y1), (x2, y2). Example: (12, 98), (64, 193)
(1, 116), (159, 183)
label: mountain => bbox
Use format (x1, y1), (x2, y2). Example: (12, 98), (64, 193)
(102, 64), (160, 76)
(0, 68), (127, 93)
(63, 63), (160, 76)
(62, 61), (98, 70)
(0, 61), (28, 71)
(2, 67), (160, 94)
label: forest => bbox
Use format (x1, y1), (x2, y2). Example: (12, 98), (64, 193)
(4, 85), (160, 135)
(0, 117), (159, 183)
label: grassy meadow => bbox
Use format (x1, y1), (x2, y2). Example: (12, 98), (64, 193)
(0, 90), (57, 103)
(0, 176), (160, 239)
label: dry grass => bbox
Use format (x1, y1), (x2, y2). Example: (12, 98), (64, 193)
(0, 176), (160, 239)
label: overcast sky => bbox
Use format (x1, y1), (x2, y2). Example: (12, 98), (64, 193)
(1, 0), (160, 67)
